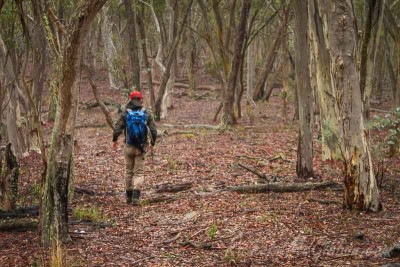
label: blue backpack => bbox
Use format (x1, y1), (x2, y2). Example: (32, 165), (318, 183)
(126, 109), (148, 148)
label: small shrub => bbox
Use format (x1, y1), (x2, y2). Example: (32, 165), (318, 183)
(73, 206), (101, 223)
(207, 224), (218, 240)
(223, 248), (241, 265)
(166, 157), (178, 174)
(368, 107), (400, 157)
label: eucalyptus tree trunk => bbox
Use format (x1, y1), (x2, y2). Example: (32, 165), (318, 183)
(124, 0), (141, 91)
(373, 38), (384, 100)
(294, 0), (313, 179)
(186, 11), (197, 98)
(360, 0), (386, 117)
(101, 8), (121, 90)
(310, 0), (381, 212)
(308, 1), (340, 160)
(253, 5), (288, 100)
(161, 0), (178, 119)
(31, 0), (47, 114)
(136, 3), (155, 109)
(153, 0), (193, 120)
(0, 144), (19, 211)
(395, 41), (400, 108)
(246, 38), (255, 106)
(41, 0), (107, 246)
(226, 0), (251, 125)
(0, 36), (26, 159)
(383, 8), (400, 108)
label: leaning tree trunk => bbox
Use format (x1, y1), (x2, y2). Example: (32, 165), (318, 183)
(310, 0), (381, 212)
(0, 144), (19, 211)
(124, 0), (141, 91)
(154, 0), (193, 120)
(41, 0), (107, 247)
(294, 0), (313, 179)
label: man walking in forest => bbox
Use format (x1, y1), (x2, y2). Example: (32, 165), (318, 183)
(113, 91), (157, 205)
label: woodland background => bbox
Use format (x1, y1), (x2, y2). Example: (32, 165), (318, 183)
(0, 0), (399, 266)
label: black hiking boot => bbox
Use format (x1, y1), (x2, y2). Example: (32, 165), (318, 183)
(126, 190), (133, 204)
(132, 189), (141, 206)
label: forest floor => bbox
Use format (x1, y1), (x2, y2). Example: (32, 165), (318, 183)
(0, 71), (400, 267)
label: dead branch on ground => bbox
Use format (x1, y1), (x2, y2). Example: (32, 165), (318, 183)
(236, 163), (269, 182)
(155, 182), (193, 193)
(221, 181), (342, 194)
(0, 219), (38, 231)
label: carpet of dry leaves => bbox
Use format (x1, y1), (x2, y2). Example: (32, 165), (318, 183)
(0, 71), (399, 267)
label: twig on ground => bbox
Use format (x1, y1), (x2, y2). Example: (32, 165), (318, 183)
(163, 232), (181, 244)
(236, 163), (269, 182)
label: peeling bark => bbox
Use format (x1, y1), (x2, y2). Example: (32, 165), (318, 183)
(310, 0), (381, 212)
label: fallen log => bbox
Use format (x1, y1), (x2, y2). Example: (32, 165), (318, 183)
(382, 243), (400, 259)
(221, 181), (342, 194)
(155, 182), (193, 193)
(0, 219), (38, 231)
(0, 205), (39, 218)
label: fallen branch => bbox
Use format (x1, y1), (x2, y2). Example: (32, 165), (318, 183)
(221, 181), (342, 194)
(307, 198), (339, 205)
(0, 205), (39, 219)
(181, 239), (212, 250)
(370, 108), (392, 114)
(163, 232), (181, 244)
(0, 219), (38, 231)
(268, 154), (292, 163)
(155, 182), (193, 193)
(236, 163), (269, 182)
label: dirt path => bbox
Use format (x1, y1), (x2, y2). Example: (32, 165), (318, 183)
(1, 77), (399, 266)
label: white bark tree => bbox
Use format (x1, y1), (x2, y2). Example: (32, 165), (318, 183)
(310, 0), (381, 211)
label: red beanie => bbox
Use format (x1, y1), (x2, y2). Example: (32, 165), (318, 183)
(130, 91), (143, 100)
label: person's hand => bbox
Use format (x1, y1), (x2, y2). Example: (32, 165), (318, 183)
(112, 142), (119, 150)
